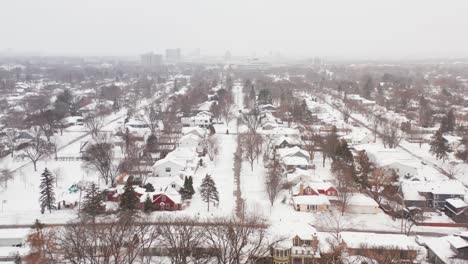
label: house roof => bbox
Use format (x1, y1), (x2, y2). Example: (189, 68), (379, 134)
(277, 146), (309, 160)
(446, 198), (468, 209)
(152, 157), (185, 169)
(420, 180), (466, 195)
(348, 193), (379, 207)
(447, 235), (468, 249)
(282, 156), (309, 166)
(424, 236), (465, 263)
(340, 232), (420, 251)
(179, 134), (200, 144)
(292, 195), (330, 205)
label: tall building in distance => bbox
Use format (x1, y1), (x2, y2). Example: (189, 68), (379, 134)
(140, 52), (163, 66)
(165, 48), (181, 63)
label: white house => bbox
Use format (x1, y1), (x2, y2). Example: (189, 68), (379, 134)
(277, 146), (310, 163)
(178, 134), (201, 149)
(152, 158), (185, 177)
(282, 156), (310, 172)
(181, 112), (212, 128)
(291, 195), (330, 212)
(346, 194), (380, 214)
(182, 127), (206, 138)
(165, 147), (199, 171)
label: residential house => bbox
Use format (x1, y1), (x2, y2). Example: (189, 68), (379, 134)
(273, 136), (302, 149)
(346, 193), (380, 214)
(445, 198), (468, 223)
(152, 158), (185, 177)
(282, 156), (310, 172)
(139, 190), (182, 211)
(291, 182), (331, 212)
(271, 223), (320, 264)
(424, 233), (468, 263)
(340, 232), (422, 263)
(182, 127), (206, 138)
(420, 180), (466, 209)
(178, 134), (201, 149)
(277, 146), (310, 163)
(181, 112), (212, 128)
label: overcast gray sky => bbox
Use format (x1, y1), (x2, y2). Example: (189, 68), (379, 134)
(1, 0), (468, 59)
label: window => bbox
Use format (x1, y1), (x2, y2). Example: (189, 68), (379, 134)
(306, 187), (311, 194)
(434, 194), (439, 199)
(165, 167), (171, 172)
(166, 204), (170, 209)
(162, 196), (166, 202)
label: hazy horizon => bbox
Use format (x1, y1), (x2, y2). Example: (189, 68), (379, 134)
(1, 0), (468, 59)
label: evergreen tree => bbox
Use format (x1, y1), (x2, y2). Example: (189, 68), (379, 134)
(355, 150), (375, 187)
(430, 129), (449, 161)
(188, 176), (195, 196)
(447, 109), (456, 132)
(119, 181), (139, 211)
(39, 168), (56, 214)
(82, 183), (103, 218)
(440, 116), (449, 133)
(200, 174), (219, 211)
(143, 195), (154, 213)
(179, 176), (195, 200)
(144, 182), (155, 192)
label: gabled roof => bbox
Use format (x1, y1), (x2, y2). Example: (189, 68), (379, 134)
(282, 156), (309, 166)
(152, 157), (185, 169)
(277, 146), (309, 160)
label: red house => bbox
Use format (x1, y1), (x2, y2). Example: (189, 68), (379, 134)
(151, 193), (182, 211)
(293, 181), (337, 196)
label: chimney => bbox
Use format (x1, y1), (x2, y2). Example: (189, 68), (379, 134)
(312, 233), (319, 250)
(299, 182), (304, 195)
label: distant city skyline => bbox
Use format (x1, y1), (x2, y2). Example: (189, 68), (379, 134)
(1, 0), (468, 60)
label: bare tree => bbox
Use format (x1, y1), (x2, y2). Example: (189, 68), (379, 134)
(21, 126), (54, 171)
(342, 107), (351, 123)
(219, 99), (237, 127)
(382, 122), (405, 149)
(142, 106), (160, 135)
(368, 168), (395, 205)
(204, 216), (282, 264)
(50, 215), (159, 264)
(4, 130), (18, 157)
(241, 109), (262, 134)
(0, 169), (13, 189)
(333, 160), (355, 215)
(202, 136), (219, 162)
(82, 136), (119, 186)
(371, 115), (380, 142)
(265, 158), (282, 206)
(84, 114), (105, 137)
(239, 133), (263, 171)
(157, 216), (206, 264)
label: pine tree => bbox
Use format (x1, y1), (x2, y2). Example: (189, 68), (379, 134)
(200, 174), (219, 211)
(447, 109), (456, 132)
(179, 176), (195, 200)
(143, 195), (154, 213)
(188, 176), (195, 196)
(430, 129), (449, 161)
(144, 183), (155, 192)
(120, 181), (139, 211)
(39, 168), (56, 214)
(82, 183), (103, 218)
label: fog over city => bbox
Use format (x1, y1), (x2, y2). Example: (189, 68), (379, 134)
(1, 0), (468, 59)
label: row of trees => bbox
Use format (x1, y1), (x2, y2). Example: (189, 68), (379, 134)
(26, 214), (275, 264)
